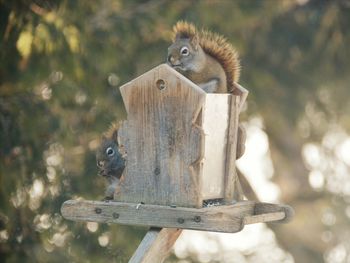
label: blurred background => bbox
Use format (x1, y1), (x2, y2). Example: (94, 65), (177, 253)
(1, 0), (350, 262)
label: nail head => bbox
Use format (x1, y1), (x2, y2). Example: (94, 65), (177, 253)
(177, 218), (185, 224)
(194, 216), (201, 222)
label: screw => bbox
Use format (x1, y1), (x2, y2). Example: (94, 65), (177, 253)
(194, 216), (201, 222)
(154, 167), (160, 175)
(177, 218), (185, 224)
(95, 208), (102, 214)
(113, 213), (119, 219)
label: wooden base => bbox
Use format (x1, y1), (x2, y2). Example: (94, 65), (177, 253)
(61, 200), (293, 233)
(61, 200), (293, 262)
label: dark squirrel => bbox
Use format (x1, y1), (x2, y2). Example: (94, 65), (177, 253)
(96, 123), (125, 200)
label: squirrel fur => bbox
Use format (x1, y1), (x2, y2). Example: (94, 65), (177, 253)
(168, 21), (256, 201)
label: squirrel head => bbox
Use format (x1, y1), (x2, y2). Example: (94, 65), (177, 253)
(168, 21), (241, 87)
(96, 132), (125, 179)
(167, 21), (204, 72)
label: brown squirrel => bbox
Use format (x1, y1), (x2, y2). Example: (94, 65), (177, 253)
(96, 123), (126, 200)
(167, 21), (240, 93)
(167, 21), (256, 201)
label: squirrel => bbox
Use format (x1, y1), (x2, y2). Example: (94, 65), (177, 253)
(167, 21), (240, 94)
(167, 21), (245, 159)
(167, 21), (256, 201)
(96, 123), (126, 200)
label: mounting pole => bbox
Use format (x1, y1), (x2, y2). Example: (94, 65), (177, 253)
(129, 228), (182, 263)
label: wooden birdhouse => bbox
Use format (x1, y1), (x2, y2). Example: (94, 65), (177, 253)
(114, 64), (243, 207)
(61, 64), (294, 263)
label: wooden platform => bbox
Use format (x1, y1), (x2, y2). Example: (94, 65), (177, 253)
(61, 200), (293, 233)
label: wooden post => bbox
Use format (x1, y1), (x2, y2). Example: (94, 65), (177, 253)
(129, 228), (182, 263)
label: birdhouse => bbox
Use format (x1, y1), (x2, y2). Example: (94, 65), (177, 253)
(114, 64), (243, 208)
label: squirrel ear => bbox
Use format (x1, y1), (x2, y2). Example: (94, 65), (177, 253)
(112, 129), (119, 144)
(190, 35), (199, 50)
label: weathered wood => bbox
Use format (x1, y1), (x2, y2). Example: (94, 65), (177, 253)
(61, 200), (251, 232)
(116, 64), (206, 208)
(224, 95), (240, 202)
(244, 212), (285, 225)
(254, 202), (295, 223)
(201, 94), (230, 199)
(129, 228), (181, 263)
(233, 171), (245, 202)
(225, 83), (249, 203)
(61, 200), (291, 233)
(115, 64), (245, 207)
(232, 82), (249, 113)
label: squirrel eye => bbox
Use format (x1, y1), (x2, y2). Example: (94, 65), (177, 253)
(180, 46), (189, 56)
(106, 147), (115, 157)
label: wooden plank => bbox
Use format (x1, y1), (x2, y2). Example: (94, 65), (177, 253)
(244, 212), (285, 225)
(227, 83), (248, 202)
(129, 228), (181, 263)
(232, 82), (249, 113)
(201, 94), (230, 199)
(233, 171), (245, 202)
(61, 200), (258, 233)
(254, 202), (294, 223)
(116, 64), (206, 208)
(223, 95), (240, 203)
